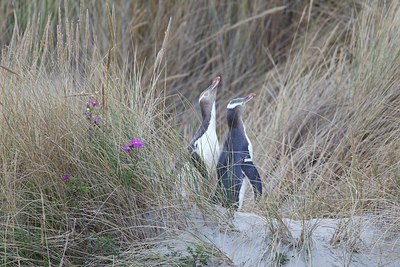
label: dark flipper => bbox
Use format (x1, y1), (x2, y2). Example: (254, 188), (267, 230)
(241, 160), (262, 200)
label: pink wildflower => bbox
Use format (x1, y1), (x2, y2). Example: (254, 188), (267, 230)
(130, 139), (144, 148)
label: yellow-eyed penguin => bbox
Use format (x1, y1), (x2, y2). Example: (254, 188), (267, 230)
(188, 75), (221, 177)
(216, 93), (262, 209)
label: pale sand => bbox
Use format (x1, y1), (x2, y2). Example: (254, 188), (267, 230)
(153, 206), (400, 266)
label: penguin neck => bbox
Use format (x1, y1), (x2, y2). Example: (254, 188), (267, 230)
(227, 110), (244, 131)
(201, 101), (216, 130)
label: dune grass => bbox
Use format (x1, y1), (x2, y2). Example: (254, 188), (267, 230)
(0, 0), (399, 265)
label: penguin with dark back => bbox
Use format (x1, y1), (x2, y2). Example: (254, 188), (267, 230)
(216, 93), (262, 209)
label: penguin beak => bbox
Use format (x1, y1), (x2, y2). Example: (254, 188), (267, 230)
(207, 75), (221, 93)
(244, 93), (256, 104)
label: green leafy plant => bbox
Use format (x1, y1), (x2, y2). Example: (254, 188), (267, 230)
(274, 252), (288, 266)
(180, 245), (210, 266)
(63, 176), (90, 196)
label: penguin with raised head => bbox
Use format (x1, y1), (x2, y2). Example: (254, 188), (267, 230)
(216, 93), (262, 209)
(188, 75), (221, 177)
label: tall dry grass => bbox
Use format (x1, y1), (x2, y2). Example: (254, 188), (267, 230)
(0, 0), (399, 265)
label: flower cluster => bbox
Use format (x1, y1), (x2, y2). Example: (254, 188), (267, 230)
(61, 174), (72, 180)
(84, 100), (101, 126)
(122, 138), (145, 152)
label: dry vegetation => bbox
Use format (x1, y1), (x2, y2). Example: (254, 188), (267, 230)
(0, 0), (399, 265)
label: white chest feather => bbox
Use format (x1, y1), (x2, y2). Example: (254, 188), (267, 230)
(194, 103), (219, 171)
(243, 123), (253, 160)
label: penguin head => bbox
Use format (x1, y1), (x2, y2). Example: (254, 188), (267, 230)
(226, 93), (256, 111)
(226, 93), (256, 127)
(199, 75), (221, 105)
